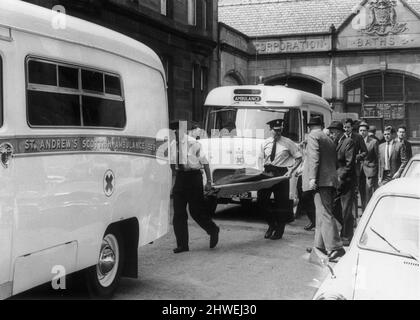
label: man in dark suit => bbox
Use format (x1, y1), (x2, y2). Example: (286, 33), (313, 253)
(358, 122), (379, 210)
(344, 118), (367, 219)
(303, 117), (344, 261)
(328, 121), (356, 246)
(396, 126), (413, 161)
(378, 126), (408, 186)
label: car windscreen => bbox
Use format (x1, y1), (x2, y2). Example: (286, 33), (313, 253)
(360, 195), (420, 258)
(206, 107), (301, 141)
(404, 160), (420, 178)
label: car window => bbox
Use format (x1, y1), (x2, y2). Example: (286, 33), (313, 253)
(360, 196), (420, 258)
(403, 160), (420, 178)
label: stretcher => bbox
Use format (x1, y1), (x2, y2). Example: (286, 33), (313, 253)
(207, 174), (290, 198)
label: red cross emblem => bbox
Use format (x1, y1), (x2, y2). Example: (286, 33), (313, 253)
(104, 170), (115, 197)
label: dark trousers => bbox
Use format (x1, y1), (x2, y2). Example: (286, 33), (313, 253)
(257, 166), (292, 229)
(173, 171), (218, 248)
(333, 182), (355, 242)
(296, 176), (315, 225)
(359, 169), (377, 210)
(381, 170), (393, 186)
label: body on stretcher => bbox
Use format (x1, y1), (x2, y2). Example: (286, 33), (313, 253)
(206, 171), (291, 199)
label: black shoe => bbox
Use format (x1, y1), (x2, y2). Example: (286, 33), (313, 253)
(304, 222), (315, 231)
(264, 226), (275, 239)
(210, 227), (220, 249)
(286, 216), (295, 224)
(270, 224), (285, 240)
(173, 247), (189, 254)
(328, 248), (346, 261)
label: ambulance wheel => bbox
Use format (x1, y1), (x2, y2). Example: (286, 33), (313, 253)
(85, 228), (125, 299)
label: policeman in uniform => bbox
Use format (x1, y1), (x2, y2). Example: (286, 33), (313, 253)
(170, 120), (219, 253)
(258, 119), (302, 240)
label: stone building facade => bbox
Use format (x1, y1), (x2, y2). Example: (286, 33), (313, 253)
(219, 0), (420, 141)
(24, 0), (218, 122)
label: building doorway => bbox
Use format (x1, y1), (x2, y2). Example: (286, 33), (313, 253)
(344, 72), (420, 140)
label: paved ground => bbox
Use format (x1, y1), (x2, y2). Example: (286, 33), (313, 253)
(14, 203), (331, 300)
(113, 204), (327, 300)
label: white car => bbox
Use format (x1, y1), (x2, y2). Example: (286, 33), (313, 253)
(402, 154), (420, 178)
(313, 178), (420, 300)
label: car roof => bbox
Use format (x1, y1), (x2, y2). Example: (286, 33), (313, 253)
(376, 178), (420, 198)
(0, 0), (164, 72)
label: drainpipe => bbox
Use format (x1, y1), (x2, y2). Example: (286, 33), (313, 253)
(329, 24), (337, 111)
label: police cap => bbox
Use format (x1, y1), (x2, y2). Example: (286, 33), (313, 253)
(267, 119), (284, 130)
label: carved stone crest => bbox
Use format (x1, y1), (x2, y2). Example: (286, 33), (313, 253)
(361, 0), (407, 36)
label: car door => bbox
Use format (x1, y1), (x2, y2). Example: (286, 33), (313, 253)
(354, 195), (420, 300)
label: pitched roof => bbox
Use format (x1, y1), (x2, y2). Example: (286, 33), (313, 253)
(218, 0), (420, 37)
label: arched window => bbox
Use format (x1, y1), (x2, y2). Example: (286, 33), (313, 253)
(344, 72), (420, 140)
(222, 72), (243, 86)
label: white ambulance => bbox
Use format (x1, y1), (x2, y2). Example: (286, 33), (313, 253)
(0, 0), (170, 298)
(200, 85), (332, 211)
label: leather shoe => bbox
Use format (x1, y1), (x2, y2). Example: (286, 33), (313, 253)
(286, 215), (295, 224)
(210, 227), (220, 249)
(270, 224), (285, 240)
(328, 248), (346, 261)
(264, 226), (275, 239)
(304, 222), (315, 231)
(173, 247), (189, 254)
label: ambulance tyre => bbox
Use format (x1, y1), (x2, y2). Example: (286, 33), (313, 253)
(86, 227), (125, 299)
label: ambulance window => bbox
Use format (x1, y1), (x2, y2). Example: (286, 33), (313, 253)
(82, 70), (104, 93)
(26, 57), (125, 129)
(28, 60), (57, 86)
(82, 96), (125, 128)
(59, 66), (79, 89)
(105, 75), (122, 96)
(28, 91), (81, 126)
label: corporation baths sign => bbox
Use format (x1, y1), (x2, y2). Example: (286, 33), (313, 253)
(253, 36), (331, 54)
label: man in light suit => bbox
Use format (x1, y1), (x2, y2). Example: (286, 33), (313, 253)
(303, 116), (344, 261)
(379, 126), (408, 186)
(358, 122), (379, 210)
(329, 121), (356, 246)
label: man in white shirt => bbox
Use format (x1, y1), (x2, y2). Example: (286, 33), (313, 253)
(378, 126), (408, 186)
(257, 119), (302, 240)
(170, 120), (219, 254)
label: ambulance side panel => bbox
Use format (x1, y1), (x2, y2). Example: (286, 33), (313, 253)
(6, 30), (169, 294)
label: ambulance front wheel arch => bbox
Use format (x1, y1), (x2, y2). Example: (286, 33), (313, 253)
(85, 226), (125, 299)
